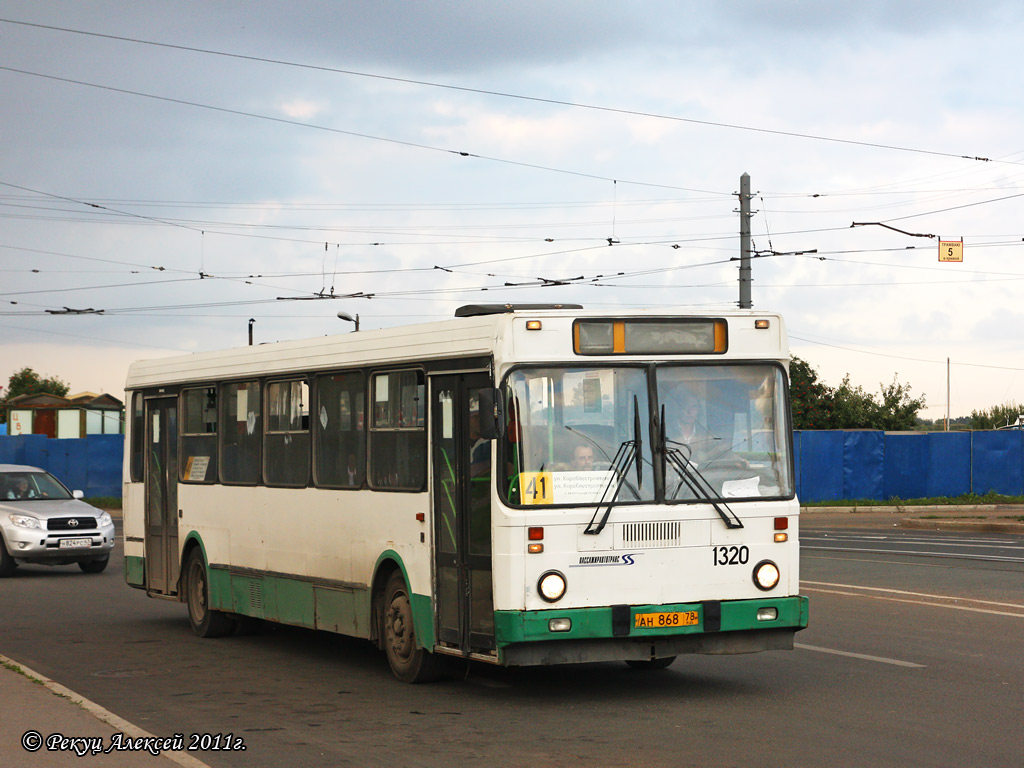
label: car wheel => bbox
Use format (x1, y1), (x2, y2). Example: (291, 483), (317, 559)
(0, 535), (17, 577)
(78, 555), (109, 574)
(184, 548), (235, 638)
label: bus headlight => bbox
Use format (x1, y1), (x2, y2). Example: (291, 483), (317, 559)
(538, 571), (567, 602)
(752, 560), (780, 591)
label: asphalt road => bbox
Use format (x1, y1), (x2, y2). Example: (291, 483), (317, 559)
(1, 523), (1022, 768)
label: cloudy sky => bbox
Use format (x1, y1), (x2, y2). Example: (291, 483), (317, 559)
(2, 1), (1023, 421)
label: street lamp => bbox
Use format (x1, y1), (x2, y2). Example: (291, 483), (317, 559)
(337, 312), (360, 332)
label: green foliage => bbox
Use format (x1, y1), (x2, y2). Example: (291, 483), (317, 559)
(804, 491), (1024, 507)
(789, 356), (833, 429)
(789, 356), (925, 430)
(83, 496), (122, 509)
(969, 401), (1024, 430)
(0, 368), (71, 424)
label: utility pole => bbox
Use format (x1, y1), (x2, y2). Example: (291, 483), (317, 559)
(945, 357), (950, 431)
(738, 172), (753, 309)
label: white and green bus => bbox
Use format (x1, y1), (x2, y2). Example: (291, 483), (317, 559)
(123, 305), (807, 682)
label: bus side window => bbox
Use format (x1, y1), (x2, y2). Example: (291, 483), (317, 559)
(265, 379), (311, 487)
(314, 371), (366, 489)
(180, 387), (218, 484)
(220, 381), (261, 485)
(129, 392), (144, 483)
(369, 370), (426, 491)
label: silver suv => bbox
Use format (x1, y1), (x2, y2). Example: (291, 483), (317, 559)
(0, 464), (115, 576)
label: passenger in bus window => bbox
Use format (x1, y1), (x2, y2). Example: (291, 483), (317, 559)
(346, 452), (359, 486)
(571, 444), (596, 471)
(666, 396), (719, 466)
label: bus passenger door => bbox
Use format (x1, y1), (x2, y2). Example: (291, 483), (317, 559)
(144, 397), (179, 595)
(431, 373), (495, 655)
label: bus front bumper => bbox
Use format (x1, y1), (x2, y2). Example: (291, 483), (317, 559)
(494, 595), (808, 667)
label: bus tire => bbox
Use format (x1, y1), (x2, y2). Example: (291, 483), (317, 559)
(381, 570), (446, 683)
(626, 656), (676, 670)
(185, 548), (235, 638)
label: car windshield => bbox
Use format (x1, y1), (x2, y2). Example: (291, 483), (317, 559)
(500, 363), (793, 507)
(0, 471), (72, 501)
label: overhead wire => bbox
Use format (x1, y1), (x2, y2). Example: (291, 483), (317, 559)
(0, 17), (1001, 165)
(3, 17), (1024, 368)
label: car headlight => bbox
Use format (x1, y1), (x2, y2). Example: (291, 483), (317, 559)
(538, 571), (567, 603)
(98, 511), (113, 527)
(8, 514), (41, 530)
(752, 560), (781, 591)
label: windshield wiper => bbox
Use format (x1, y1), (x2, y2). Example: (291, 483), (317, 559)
(584, 396), (643, 536)
(660, 405), (743, 529)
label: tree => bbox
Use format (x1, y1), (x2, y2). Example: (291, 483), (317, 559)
(875, 377), (927, 430)
(970, 402), (1024, 430)
(789, 356), (833, 429)
(789, 357), (925, 430)
(0, 367), (70, 423)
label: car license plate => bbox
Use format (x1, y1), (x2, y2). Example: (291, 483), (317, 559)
(633, 610), (699, 629)
(59, 538), (92, 549)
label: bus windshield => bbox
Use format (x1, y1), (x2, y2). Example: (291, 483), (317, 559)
(658, 364), (792, 502)
(501, 363), (792, 507)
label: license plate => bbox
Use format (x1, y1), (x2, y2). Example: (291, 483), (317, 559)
(633, 610), (699, 629)
(59, 538), (93, 549)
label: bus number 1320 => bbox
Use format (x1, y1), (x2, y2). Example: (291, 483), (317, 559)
(712, 545), (749, 566)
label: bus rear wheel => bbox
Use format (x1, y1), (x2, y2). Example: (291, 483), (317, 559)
(381, 570), (446, 683)
(185, 548), (235, 638)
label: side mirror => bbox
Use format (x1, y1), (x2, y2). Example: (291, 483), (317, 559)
(477, 388), (505, 440)
(73, 490), (85, 499)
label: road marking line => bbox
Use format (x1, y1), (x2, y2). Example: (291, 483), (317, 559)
(0, 653), (212, 768)
(802, 581), (1024, 609)
(803, 536), (1024, 551)
(802, 586), (1024, 618)
(801, 545), (1024, 563)
(795, 643), (926, 668)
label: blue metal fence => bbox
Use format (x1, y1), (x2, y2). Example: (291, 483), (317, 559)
(2, 429), (1022, 502)
(795, 429), (1023, 502)
(0, 434), (123, 498)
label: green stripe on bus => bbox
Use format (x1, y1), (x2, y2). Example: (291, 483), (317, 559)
(205, 562), (436, 650)
(124, 555), (146, 587)
(493, 596), (808, 646)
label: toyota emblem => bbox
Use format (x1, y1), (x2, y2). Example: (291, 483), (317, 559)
(68, 519), (79, 527)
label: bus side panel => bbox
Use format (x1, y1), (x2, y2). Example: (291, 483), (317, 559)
(314, 586), (370, 637)
(122, 481), (146, 588)
(212, 566), (374, 639)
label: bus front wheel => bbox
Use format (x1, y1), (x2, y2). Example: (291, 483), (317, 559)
(381, 570), (446, 683)
(185, 548), (235, 638)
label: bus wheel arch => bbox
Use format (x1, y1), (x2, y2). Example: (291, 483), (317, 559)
(372, 558), (448, 683)
(182, 541), (235, 638)
(370, 558), (402, 648)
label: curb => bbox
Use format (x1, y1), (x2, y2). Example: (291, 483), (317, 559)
(0, 654), (211, 768)
(800, 505), (1024, 534)
(898, 518), (1024, 534)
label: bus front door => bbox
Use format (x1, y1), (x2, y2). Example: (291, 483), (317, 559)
(144, 397), (179, 596)
(431, 373), (495, 656)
